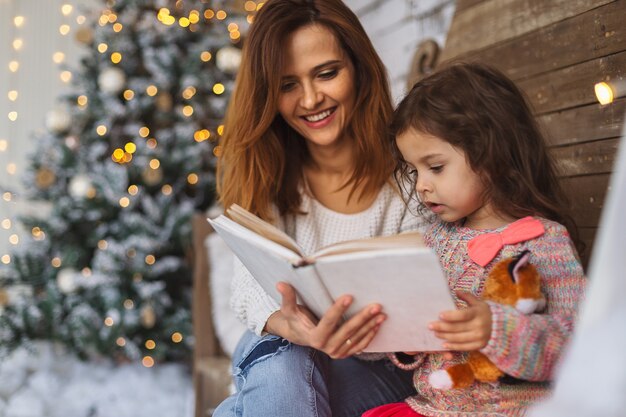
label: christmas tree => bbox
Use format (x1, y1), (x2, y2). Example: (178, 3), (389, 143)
(0, 0), (246, 363)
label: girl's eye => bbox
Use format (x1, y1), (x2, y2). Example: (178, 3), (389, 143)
(430, 165), (443, 173)
(280, 81), (297, 92)
(318, 69), (338, 79)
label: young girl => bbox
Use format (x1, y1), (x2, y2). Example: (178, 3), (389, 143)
(363, 63), (587, 417)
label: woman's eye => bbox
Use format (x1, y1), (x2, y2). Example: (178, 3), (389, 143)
(318, 69), (338, 79)
(280, 82), (296, 92)
(430, 165), (443, 173)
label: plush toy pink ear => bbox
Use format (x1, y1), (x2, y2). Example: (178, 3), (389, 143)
(511, 250), (531, 284)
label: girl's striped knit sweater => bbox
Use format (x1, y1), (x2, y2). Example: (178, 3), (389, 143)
(388, 217), (587, 417)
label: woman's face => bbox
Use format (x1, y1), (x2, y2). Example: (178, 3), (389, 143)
(277, 24), (356, 149)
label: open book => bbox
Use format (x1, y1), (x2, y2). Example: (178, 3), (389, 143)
(208, 204), (455, 352)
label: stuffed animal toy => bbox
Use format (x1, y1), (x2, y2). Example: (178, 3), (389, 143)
(428, 250), (545, 390)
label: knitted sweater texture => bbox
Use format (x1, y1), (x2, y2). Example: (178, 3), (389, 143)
(388, 218), (587, 417)
(230, 182), (426, 335)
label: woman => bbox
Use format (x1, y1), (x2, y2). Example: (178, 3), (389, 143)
(214, 1), (424, 416)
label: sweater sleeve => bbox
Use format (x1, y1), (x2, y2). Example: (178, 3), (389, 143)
(230, 249), (281, 336)
(480, 223), (587, 381)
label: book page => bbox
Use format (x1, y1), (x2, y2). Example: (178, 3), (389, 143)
(227, 204), (303, 256)
(315, 248), (455, 352)
(311, 231), (425, 259)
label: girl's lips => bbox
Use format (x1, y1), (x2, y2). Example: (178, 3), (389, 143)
(426, 202), (445, 213)
(301, 107), (337, 128)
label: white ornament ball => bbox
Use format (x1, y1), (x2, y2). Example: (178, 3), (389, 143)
(216, 46), (242, 74)
(56, 268), (79, 294)
(98, 67), (126, 95)
(45, 108), (72, 134)
(68, 174), (93, 199)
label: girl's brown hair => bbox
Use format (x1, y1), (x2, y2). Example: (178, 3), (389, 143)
(391, 62), (581, 252)
(217, 0), (394, 221)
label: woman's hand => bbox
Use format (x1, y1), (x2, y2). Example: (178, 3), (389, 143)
(265, 282), (386, 359)
(429, 291), (492, 351)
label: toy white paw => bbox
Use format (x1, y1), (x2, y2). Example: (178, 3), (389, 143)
(428, 370), (453, 390)
(515, 298), (540, 314)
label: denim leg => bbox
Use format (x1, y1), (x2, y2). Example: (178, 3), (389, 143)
(213, 330), (331, 417)
(213, 331), (415, 417)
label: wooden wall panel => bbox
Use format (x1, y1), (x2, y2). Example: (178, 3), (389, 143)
(440, 0), (613, 61)
(551, 138), (620, 177)
(519, 50), (626, 115)
(449, 0), (626, 81)
(561, 175), (610, 229)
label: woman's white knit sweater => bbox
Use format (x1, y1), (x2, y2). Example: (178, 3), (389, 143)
(230, 182), (427, 335)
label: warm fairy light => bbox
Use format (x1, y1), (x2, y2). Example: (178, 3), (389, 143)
(247, 15), (255, 24)
(98, 43), (108, 53)
(123, 89), (134, 100)
(53, 52), (65, 63)
(194, 129), (210, 142)
(1, 255), (10, 264)
(0, 140), (7, 151)
(32, 227), (45, 240)
(244, 1), (257, 12)
(200, 51), (212, 62)
(119, 197), (130, 207)
(124, 142), (137, 153)
(61, 4), (73, 15)
(60, 71), (72, 83)
(14, 16), (25, 27)
(171, 332), (183, 343)
(96, 125), (108, 136)
(123, 299), (134, 309)
(13, 39), (23, 51)
(204, 9), (215, 19)
(111, 52), (122, 64)
(108, 14), (118, 23)
(216, 10), (227, 20)
(228, 23), (239, 32)
(213, 83), (225, 95)
(145, 340), (156, 349)
(149, 159), (160, 169)
(116, 337), (126, 346)
(98, 239), (108, 250)
(161, 184), (172, 195)
(213, 145), (223, 157)
(146, 85), (158, 96)
(51, 257), (62, 267)
(182, 86), (196, 99)
(127, 250), (137, 260)
(230, 31), (241, 41)
(257, 2), (265, 10)
(145, 254), (156, 265)
(189, 11), (200, 24)
(86, 188), (96, 199)
(9, 234), (19, 245)
(139, 127), (150, 137)
(6, 163), (17, 175)
(76, 15), (86, 25)
(187, 173), (199, 185)
(142, 356), (155, 368)
(217, 125), (225, 135)
(147, 138), (157, 149)
(3, 192), (13, 201)
(8, 91), (18, 101)
(113, 23), (123, 32)
(98, 15), (108, 26)
(8, 112), (18, 122)
(77, 95), (88, 106)
(1, 219), (11, 229)
(81, 267), (92, 276)
(595, 82), (614, 105)
(182, 105), (193, 116)
(112, 148), (124, 162)
(59, 24), (70, 35)
(104, 317), (114, 327)
(179, 17), (190, 27)
(122, 152), (133, 163)
(9, 61), (19, 72)
(128, 185), (139, 195)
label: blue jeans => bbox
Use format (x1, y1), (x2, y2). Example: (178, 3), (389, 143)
(213, 331), (416, 417)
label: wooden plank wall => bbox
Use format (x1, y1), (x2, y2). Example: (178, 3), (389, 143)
(440, 0), (626, 267)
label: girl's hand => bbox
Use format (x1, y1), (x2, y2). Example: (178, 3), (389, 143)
(265, 282), (386, 359)
(429, 292), (492, 351)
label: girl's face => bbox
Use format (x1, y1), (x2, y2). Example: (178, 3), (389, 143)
(277, 24), (356, 149)
(396, 128), (501, 229)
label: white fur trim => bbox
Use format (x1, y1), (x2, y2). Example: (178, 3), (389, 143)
(428, 370), (454, 390)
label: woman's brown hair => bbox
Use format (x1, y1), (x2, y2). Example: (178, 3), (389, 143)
(391, 62), (582, 253)
(217, 0), (394, 221)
